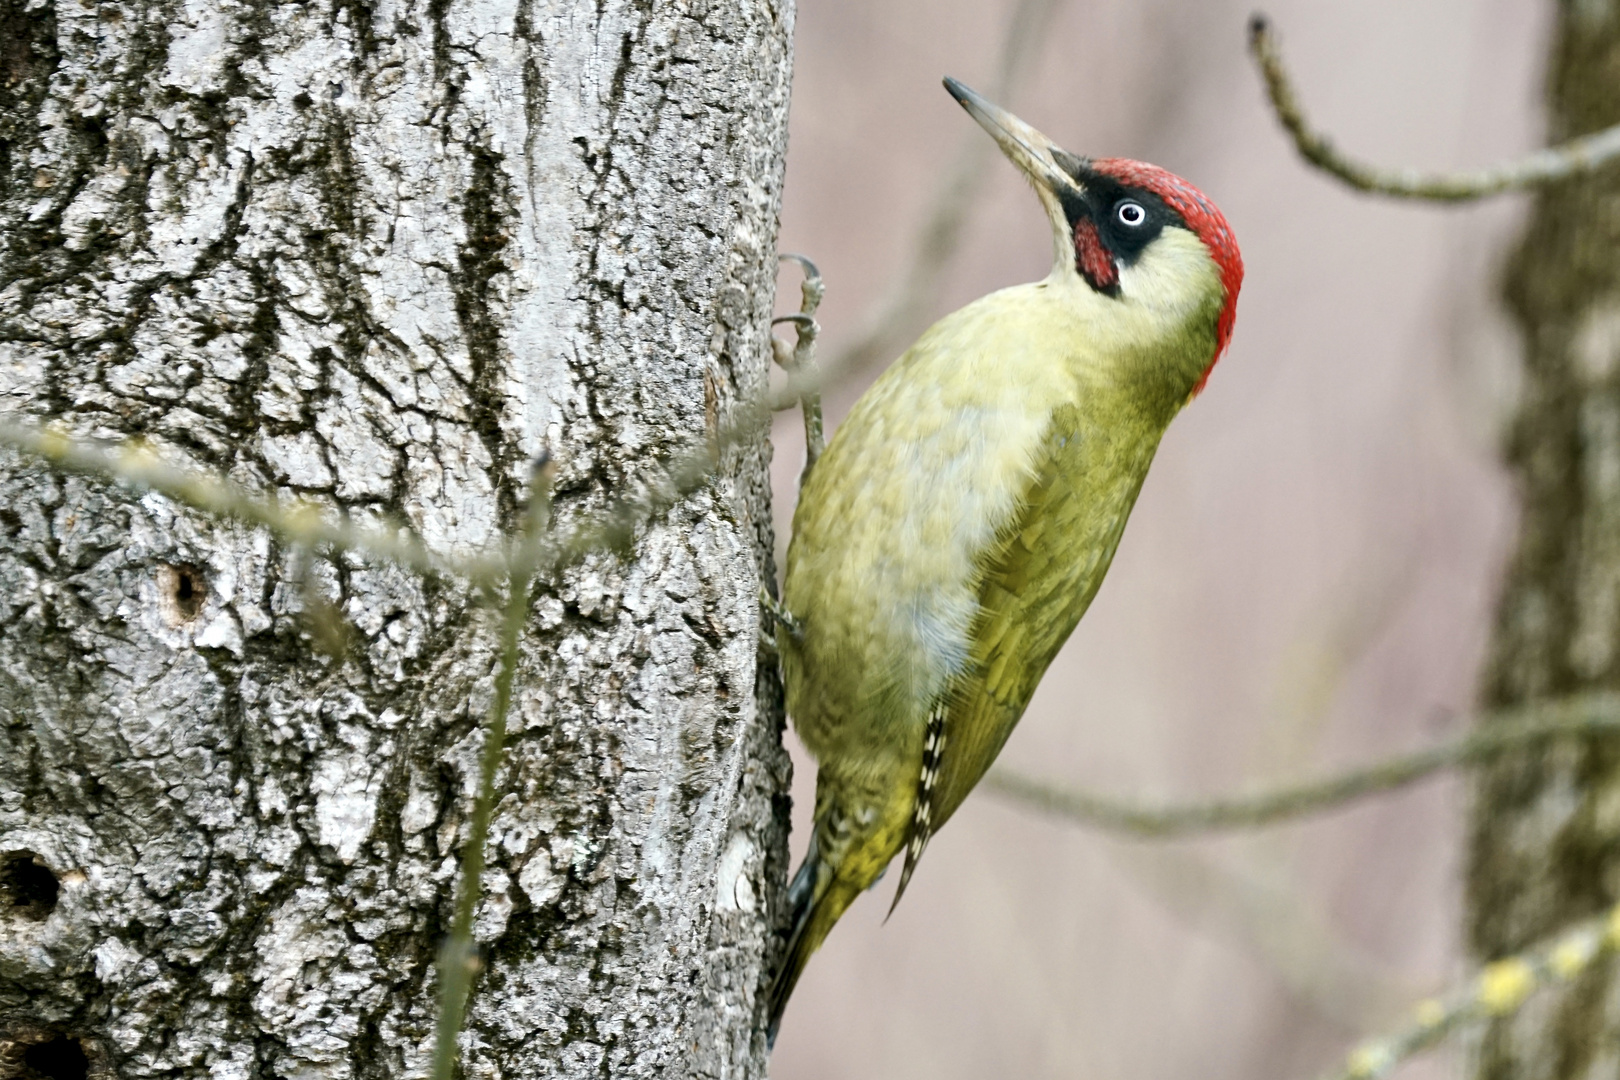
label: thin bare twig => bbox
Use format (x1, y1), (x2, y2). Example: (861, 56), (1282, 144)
(762, 255), (825, 645)
(0, 401), (769, 589)
(986, 692), (1620, 837)
(430, 456), (555, 1080)
(1249, 13), (1620, 201)
(771, 252), (826, 477)
(1312, 902), (1620, 1079)
(0, 421), (459, 577)
(820, 0), (1069, 386)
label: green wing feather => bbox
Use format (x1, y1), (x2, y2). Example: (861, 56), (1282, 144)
(932, 402), (1155, 837)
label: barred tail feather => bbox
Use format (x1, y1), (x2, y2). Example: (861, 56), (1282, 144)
(887, 700), (947, 919)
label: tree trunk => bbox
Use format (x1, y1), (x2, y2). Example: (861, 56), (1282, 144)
(1469, 5), (1620, 1077)
(0, 1), (793, 1078)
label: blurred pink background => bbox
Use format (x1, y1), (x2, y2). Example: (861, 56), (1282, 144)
(766, 1), (1542, 1076)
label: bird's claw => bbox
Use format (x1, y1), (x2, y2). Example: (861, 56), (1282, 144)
(758, 585), (804, 644)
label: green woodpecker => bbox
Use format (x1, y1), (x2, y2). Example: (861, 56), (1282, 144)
(766, 78), (1243, 1040)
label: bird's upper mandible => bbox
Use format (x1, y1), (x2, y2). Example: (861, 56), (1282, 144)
(944, 77), (1243, 392)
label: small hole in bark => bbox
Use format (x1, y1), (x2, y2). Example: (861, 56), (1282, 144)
(174, 569), (202, 615)
(22, 1039), (88, 1080)
(1, 851), (58, 920)
(158, 564), (207, 624)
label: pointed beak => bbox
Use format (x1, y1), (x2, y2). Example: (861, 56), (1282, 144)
(943, 77), (1084, 200)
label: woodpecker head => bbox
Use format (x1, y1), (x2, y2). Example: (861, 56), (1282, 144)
(944, 78), (1242, 394)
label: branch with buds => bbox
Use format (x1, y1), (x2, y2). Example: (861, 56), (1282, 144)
(1249, 13), (1620, 200)
(1311, 902), (1620, 1080)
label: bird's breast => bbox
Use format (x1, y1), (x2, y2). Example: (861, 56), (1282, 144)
(783, 284), (1164, 759)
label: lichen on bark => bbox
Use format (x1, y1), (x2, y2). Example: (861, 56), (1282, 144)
(0, 1), (794, 1077)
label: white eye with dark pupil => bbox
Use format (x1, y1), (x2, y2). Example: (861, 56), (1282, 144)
(1116, 200), (1146, 227)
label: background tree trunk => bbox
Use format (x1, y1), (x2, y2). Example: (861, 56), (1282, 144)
(0, 1), (793, 1078)
(1470, 4), (1620, 1077)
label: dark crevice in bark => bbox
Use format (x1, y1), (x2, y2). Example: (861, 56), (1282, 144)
(515, 0), (548, 208)
(572, 3), (661, 496)
(330, 0), (377, 59)
(225, 261), (282, 454)
(453, 139), (520, 528)
(0, 0), (58, 187)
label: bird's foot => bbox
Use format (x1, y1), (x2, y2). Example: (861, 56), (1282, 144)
(758, 585), (804, 644)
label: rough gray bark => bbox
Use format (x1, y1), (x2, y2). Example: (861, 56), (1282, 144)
(0, 1), (794, 1078)
(1469, 4), (1620, 1077)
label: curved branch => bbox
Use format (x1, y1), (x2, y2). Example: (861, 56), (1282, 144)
(1249, 13), (1620, 201)
(986, 692), (1620, 837)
